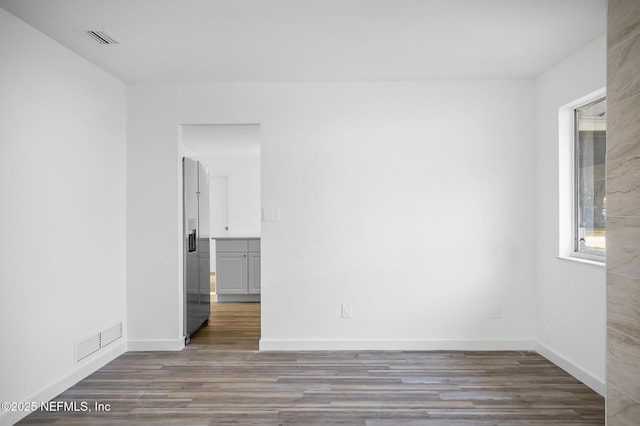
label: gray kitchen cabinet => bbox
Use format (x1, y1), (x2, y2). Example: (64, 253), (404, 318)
(216, 238), (260, 302)
(216, 252), (247, 294)
(248, 252), (261, 294)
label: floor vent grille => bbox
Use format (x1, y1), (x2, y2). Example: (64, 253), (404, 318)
(75, 322), (123, 363)
(76, 334), (100, 362)
(102, 323), (122, 348)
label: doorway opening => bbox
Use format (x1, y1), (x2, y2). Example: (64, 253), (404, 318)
(180, 124), (261, 348)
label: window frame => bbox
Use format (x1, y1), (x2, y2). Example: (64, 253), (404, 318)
(572, 96), (606, 262)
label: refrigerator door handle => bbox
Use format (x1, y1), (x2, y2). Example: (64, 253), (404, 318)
(188, 229), (197, 252)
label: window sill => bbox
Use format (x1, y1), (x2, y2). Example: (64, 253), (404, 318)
(557, 255), (605, 267)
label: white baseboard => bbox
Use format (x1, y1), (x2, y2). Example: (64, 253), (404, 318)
(535, 341), (605, 396)
(0, 340), (126, 426)
(127, 338), (185, 351)
(259, 338), (535, 351)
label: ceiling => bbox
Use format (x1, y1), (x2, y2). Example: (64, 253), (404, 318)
(0, 0), (607, 83)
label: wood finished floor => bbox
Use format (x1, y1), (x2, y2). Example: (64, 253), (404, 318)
(19, 302), (604, 425)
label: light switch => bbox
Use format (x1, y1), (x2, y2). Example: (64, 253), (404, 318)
(262, 207), (280, 222)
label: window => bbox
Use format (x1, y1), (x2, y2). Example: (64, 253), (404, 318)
(574, 97), (606, 259)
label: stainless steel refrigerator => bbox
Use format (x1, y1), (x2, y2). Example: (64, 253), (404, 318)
(183, 157), (210, 343)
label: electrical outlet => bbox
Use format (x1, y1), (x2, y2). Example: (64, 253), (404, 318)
(490, 303), (501, 319)
(341, 303), (352, 318)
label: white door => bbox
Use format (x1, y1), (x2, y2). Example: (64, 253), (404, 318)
(210, 176), (228, 235)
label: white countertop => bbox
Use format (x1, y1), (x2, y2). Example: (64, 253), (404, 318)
(212, 235), (260, 240)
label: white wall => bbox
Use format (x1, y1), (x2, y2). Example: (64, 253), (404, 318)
(203, 155), (261, 236)
(127, 80), (537, 351)
(127, 85), (183, 350)
(534, 35), (607, 394)
(0, 9), (127, 425)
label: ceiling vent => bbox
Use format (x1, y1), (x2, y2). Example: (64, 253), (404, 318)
(85, 30), (119, 45)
